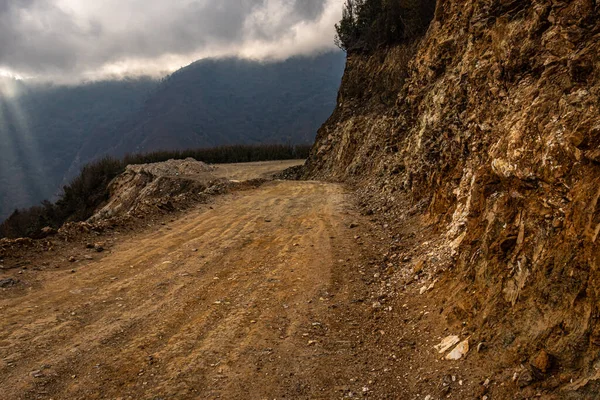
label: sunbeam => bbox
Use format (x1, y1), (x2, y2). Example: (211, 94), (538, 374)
(5, 95), (50, 189)
(0, 77), (21, 99)
(0, 82), (51, 218)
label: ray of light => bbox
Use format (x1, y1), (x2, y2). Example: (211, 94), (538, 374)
(0, 100), (32, 215)
(5, 95), (51, 195)
(0, 91), (51, 216)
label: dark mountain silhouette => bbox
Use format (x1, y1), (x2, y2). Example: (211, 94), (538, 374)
(76, 52), (346, 162)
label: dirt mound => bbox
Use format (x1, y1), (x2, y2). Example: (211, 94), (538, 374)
(90, 158), (221, 222)
(307, 0), (600, 396)
(126, 157), (215, 177)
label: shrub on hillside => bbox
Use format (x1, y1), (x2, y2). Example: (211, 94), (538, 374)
(335, 0), (437, 53)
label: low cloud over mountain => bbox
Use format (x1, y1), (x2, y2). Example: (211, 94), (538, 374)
(0, 0), (342, 81)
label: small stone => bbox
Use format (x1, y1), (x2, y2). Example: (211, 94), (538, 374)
(445, 339), (469, 360)
(30, 370), (44, 378)
(424, 395), (432, 400)
(517, 369), (534, 387)
(70, 269), (76, 273)
(477, 342), (486, 353)
(94, 244), (104, 253)
(0, 278), (17, 288)
(41, 226), (57, 237)
(530, 349), (551, 374)
(413, 260), (424, 275)
(308, 340), (317, 346)
(420, 286), (429, 295)
(68, 256), (77, 263)
(434, 336), (460, 354)
(349, 223), (359, 229)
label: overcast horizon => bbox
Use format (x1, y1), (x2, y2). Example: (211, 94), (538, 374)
(0, 0), (343, 83)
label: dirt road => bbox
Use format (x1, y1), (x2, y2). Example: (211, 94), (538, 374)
(0, 181), (392, 400)
(212, 160), (304, 181)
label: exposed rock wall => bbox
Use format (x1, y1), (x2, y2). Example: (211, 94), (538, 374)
(307, 0), (600, 391)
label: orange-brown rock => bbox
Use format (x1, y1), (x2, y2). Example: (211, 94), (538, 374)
(307, 0), (600, 392)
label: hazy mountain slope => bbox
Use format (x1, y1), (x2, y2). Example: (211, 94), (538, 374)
(0, 78), (156, 221)
(76, 52), (345, 161)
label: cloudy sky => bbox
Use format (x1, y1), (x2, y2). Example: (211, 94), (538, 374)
(0, 0), (342, 82)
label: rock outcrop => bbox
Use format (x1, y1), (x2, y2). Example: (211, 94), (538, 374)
(307, 0), (600, 394)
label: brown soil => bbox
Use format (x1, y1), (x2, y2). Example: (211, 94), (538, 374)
(0, 180), (408, 400)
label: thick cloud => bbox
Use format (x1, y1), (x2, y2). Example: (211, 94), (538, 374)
(0, 0), (342, 81)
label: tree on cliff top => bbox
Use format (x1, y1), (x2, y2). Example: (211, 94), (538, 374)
(335, 0), (437, 53)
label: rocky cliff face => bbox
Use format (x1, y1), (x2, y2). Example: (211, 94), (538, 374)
(308, 0), (600, 394)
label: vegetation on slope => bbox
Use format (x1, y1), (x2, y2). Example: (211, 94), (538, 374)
(0, 144), (310, 239)
(335, 0), (436, 53)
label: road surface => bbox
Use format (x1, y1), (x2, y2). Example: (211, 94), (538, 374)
(0, 181), (386, 399)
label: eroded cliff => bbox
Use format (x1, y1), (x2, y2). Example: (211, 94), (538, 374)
(307, 0), (600, 395)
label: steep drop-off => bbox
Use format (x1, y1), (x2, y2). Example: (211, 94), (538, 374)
(308, 0), (600, 395)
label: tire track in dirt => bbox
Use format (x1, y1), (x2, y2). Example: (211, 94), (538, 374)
(0, 181), (386, 399)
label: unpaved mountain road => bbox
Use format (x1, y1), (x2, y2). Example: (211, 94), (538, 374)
(0, 180), (404, 400)
(212, 159), (304, 181)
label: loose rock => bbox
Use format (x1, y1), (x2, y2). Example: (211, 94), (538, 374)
(530, 349), (551, 374)
(445, 339), (469, 360)
(434, 336), (460, 354)
(0, 278), (17, 288)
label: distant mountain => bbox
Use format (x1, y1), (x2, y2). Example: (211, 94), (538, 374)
(0, 51), (346, 221)
(76, 52), (346, 162)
